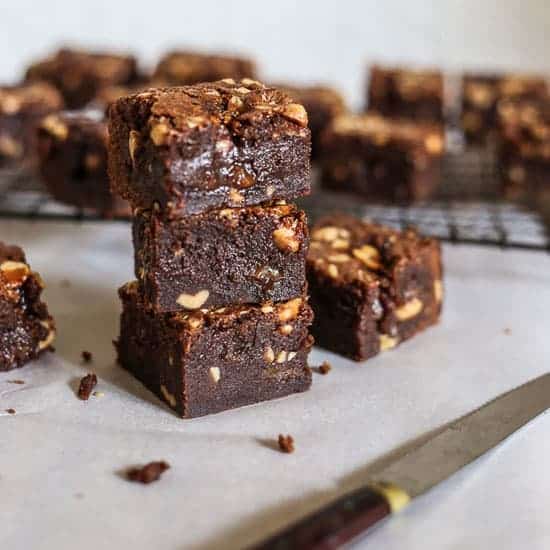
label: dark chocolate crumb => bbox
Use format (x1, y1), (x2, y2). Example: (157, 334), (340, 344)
(503, 328), (511, 335)
(7, 379), (25, 385)
(78, 373), (97, 401)
(5, 408), (16, 415)
(81, 350), (93, 363)
(127, 461), (170, 484)
(318, 361), (332, 375)
(278, 434), (295, 453)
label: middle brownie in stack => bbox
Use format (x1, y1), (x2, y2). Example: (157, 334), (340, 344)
(108, 80), (314, 418)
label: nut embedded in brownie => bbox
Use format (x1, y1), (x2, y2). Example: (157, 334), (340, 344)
(307, 214), (442, 361)
(367, 65), (444, 123)
(108, 80), (311, 216)
(133, 202), (309, 312)
(36, 110), (130, 217)
(273, 83), (347, 159)
(319, 113), (444, 202)
(461, 73), (548, 146)
(0, 242), (55, 371)
(116, 281), (313, 418)
(497, 97), (550, 201)
(0, 82), (64, 169)
(153, 51), (256, 86)
(25, 48), (140, 109)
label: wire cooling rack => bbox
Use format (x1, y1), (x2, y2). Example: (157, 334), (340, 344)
(0, 143), (549, 251)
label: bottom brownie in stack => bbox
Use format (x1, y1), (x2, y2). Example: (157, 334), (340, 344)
(307, 214), (442, 361)
(116, 282), (313, 418)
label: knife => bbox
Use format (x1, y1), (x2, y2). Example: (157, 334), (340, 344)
(252, 372), (550, 549)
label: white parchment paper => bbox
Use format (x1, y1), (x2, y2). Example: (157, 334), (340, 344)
(1, 219), (549, 550)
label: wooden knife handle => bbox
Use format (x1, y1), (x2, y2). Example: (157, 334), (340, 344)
(252, 484), (401, 550)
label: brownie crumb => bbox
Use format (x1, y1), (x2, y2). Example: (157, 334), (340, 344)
(503, 328), (512, 335)
(5, 408), (16, 414)
(318, 361), (332, 375)
(127, 461), (170, 484)
(81, 350), (93, 363)
(78, 373), (97, 400)
(278, 434), (295, 453)
(7, 379), (25, 385)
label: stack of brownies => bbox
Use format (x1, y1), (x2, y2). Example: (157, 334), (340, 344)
(108, 79), (314, 418)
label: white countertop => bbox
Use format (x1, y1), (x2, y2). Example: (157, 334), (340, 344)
(1, 219), (549, 550)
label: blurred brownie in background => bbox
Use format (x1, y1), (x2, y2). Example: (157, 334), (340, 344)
(367, 65), (444, 123)
(36, 110), (130, 217)
(273, 84), (347, 159)
(497, 97), (550, 201)
(0, 242), (55, 371)
(319, 113), (444, 202)
(153, 51), (256, 85)
(25, 48), (140, 109)
(108, 80), (311, 217)
(0, 82), (63, 169)
(461, 73), (548, 146)
(307, 214), (442, 361)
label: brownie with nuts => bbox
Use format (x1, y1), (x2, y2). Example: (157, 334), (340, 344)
(116, 281), (313, 418)
(461, 73), (547, 146)
(0, 82), (64, 169)
(36, 110), (130, 217)
(134, 202), (308, 312)
(497, 98), (550, 201)
(25, 48), (139, 109)
(307, 214), (442, 361)
(274, 84), (347, 158)
(319, 113), (444, 202)
(367, 65), (444, 123)
(108, 80), (311, 216)
(0, 242), (55, 371)
(153, 51), (256, 86)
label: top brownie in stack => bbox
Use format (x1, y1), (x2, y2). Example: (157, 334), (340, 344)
(108, 80), (311, 216)
(153, 51), (256, 86)
(367, 65), (444, 123)
(25, 48), (140, 109)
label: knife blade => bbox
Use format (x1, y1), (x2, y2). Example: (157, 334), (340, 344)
(252, 372), (550, 550)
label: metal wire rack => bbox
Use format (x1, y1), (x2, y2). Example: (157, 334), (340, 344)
(0, 142), (549, 251)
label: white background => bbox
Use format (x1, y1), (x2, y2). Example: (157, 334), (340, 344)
(2, 0), (550, 106)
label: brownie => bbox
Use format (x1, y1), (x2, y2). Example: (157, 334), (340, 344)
(116, 281), (313, 418)
(307, 215), (442, 361)
(497, 98), (550, 201)
(367, 65), (444, 123)
(134, 202), (308, 312)
(0, 242), (55, 371)
(461, 73), (548, 145)
(319, 113), (444, 202)
(108, 80), (311, 216)
(25, 48), (139, 109)
(153, 51), (256, 86)
(36, 110), (130, 217)
(274, 84), (347, 159)
(0, 82), (64, 169)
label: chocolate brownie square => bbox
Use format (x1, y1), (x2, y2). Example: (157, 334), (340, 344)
(25, 48), (139, 109)
(367, 65), (444, 123)
(116, 281), (313, 417)
(36, 110), (130, 217)
(319, 113), (444, 202)
(274, 84), (347, 159)
(108, 80), (311, 216)
(0, 82), (63, 169)
(153, 51), (256, 86)
(0, 242), (55, 370)
(497, 97), (550, 201)
(133, 202), (308, 312)
(307, 214), (442, 361)
(461, 73), (547, 146)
